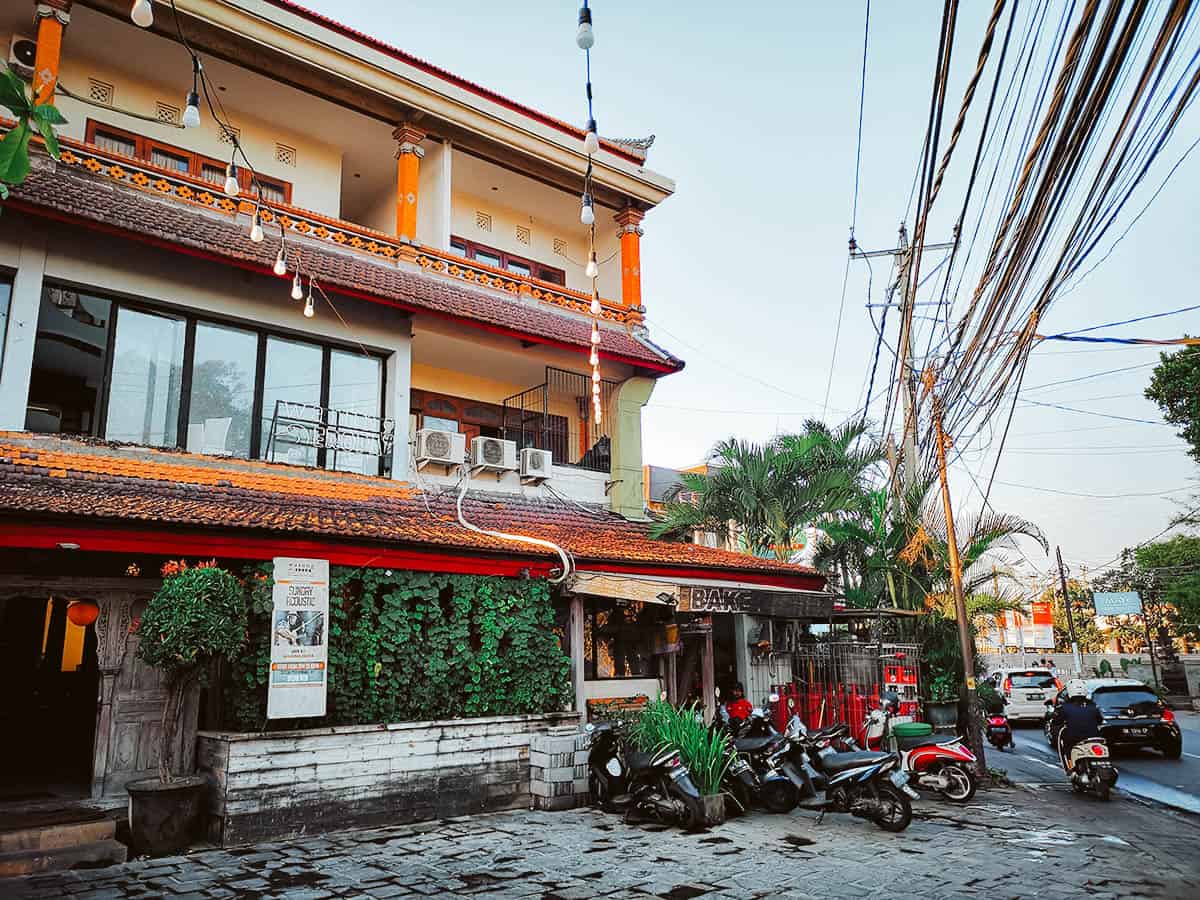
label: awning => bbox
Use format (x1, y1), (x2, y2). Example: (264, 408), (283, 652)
(570, 571), (834, 619)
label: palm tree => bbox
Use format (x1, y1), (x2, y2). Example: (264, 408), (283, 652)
(649, 420), (884, 559)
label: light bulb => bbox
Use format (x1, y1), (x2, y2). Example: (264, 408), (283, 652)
(273, 248), (287, 276)
(291, 273), (303, 300)
(592, 369), (601, 384)
(249, 215), (264, 243)
(576, 6), (594, 49)
(592, 382), (601, 396)
(303, 294), (315, 318)
(590, 296), (601, 315)
(583, 120), (599, 156)
(131, 0), (153, 28)
(182, 91), (200, 128)
(224, 164), (239, 197)
(585, 251), (598, 279)
(580, 193), (595, 226)
(594, 409), (602, 425)
(590, 323), (601, 345)
(589, 348), (599, 366)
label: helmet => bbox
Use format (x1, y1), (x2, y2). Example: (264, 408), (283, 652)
(1064, 679), (1088, 700)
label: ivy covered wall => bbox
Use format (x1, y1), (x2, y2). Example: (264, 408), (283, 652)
(223, 566), (572, 731)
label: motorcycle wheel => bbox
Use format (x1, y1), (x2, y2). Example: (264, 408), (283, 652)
(762, 779), (799, 814)
(726, 780), (752, 817)
(938, 764), (977, 803)
(873, 785), (912, 833)
(1096, 783), (1111, 802)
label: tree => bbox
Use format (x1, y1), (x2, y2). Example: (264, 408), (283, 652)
(1145, 343), (1200, 462)
(649, 420), (884, 558)
(0, 65), (66, 202)
(1135, 536), (1200, 641)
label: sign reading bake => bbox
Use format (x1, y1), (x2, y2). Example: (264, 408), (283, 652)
(677, 586), (832, 618)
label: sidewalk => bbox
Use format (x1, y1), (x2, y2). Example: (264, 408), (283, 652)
(5, 784), (1198, 899)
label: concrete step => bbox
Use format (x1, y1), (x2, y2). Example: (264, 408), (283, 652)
(0, 838), (128, 877)
(0, 815), (115, 853)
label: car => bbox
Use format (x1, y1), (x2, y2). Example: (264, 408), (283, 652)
(987, 667), (1062, 722)
(1044, 678), (1182, 759)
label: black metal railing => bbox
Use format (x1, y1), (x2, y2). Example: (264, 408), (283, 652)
(265, 400), (394, 475)
(502, 366), (617, 473)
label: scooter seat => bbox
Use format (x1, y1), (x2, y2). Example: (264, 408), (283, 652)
(819, 750), (895, 774)
(734, 735), (779, 754)
(626, 751), (655, 773)
(896, 734), (959, 751)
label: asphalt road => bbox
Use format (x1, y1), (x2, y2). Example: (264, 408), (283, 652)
(997, 710), (1200, 814)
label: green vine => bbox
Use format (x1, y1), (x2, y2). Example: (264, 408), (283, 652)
(224, 566), (571, 730)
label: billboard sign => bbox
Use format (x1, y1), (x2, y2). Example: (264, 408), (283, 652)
(267, 557), (329, 719)
(1093, 591), (1143, 617)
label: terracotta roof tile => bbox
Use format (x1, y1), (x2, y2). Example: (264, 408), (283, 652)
(0, 434), (817, 579)
(9, 167), (681, 371)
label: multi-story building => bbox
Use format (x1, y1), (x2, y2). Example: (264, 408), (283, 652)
(0, 0), (826, 807)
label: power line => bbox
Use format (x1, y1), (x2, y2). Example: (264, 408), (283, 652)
(990, 480), (1188, 500)
(1021, 361), (1157, 393)
(1018, 398), (1169, 425)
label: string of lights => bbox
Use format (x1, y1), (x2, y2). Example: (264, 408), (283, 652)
(575, 1), (604, 427)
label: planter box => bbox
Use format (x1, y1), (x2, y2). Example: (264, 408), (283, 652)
(196, 712), (579, 846)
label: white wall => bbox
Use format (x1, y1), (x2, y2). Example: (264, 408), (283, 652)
(582, 678), (662, 702)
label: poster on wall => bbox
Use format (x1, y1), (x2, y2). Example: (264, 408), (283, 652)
(993, 603), (1054, 650)
(267, 557), (329, 719)
(1027, 601), (1054, 649)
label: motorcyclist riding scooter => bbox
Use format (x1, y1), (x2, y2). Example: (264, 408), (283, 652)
(1051, 679), (1118, 800)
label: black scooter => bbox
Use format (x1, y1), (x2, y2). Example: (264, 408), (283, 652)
(714, 697), (799, 814)
(585, 721), (707, 829)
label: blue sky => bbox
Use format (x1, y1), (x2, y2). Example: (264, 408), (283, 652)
(301, 1), (1200, 578)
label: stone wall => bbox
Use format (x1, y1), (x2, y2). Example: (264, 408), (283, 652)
(529, 726), (590, 811)
(197, 712), (579, 846)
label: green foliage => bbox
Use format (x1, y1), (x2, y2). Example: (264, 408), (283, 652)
(977, 681), (1004, 715)
(627, 700), (732, 795)
(1145, 344), (1200, 462)
(0, 65), (66, 202)
(136, 564), (247, 679)
(224, 566), (571, 730)
(1094, 659), (1114, 678)
(926, 669), (960, 703)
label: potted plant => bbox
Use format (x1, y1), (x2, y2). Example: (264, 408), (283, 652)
(629, 700), (730, 827)
(127, 560), (246, 855)
(924, 669), (960, 729)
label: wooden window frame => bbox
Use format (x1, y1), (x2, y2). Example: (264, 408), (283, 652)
(85, 119), (293, 204)
(449, 235), (566, 286)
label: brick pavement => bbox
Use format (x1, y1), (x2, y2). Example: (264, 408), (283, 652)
(4, 783), (1198, 899)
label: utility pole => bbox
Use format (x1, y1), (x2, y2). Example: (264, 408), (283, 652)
(852, 227), (955, 494)
(926, 368), (986, 777)
(1056, 546), (1083, 676)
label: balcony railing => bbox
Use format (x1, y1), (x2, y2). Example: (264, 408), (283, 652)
(30, 128), (641, 324)
(264, 400), (395, 476)
(502, 367), (617, 474)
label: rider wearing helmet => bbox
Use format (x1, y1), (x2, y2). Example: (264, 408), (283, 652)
(1050, 680), (1103, 771)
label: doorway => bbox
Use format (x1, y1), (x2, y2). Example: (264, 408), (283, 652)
(0, 596), (99, 801)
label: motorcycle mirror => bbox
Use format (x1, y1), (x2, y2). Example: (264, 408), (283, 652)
(788, 697), (796, 709)
(769, 693), (781, 703)
(585, 722), (595, 733)
(714, 686), (721, 698)
(660, 690), (668, 701)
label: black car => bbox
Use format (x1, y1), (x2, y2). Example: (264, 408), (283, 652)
(1045, 679), (1182, 759)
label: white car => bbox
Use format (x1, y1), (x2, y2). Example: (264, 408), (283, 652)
(987, 667), (1062, 722)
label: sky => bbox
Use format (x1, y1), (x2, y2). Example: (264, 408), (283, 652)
(299, 1), (1200, 580)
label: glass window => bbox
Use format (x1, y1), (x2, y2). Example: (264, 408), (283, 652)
(104, 308), (185, 446)
(0, 276), (11, 371)
(1010, 672), (1056, 689)
(150, 148), (189, 173)
(423, 415), (458, 433)
(257, 181), (287, 204)
(93, 129), (136, 157)
(326, 350), (382, 473)
(200, 163), (225, 187)
(473, 249), (502, 268)
(449, 239), (468, 257)
(187, 322), (257, 458)
(584, 600), (664, 680)
(259, 336), (322, 466)
(27, 287), (113, 435)
(506, 259), (531, 277)
(1092, 688), (1161, 715)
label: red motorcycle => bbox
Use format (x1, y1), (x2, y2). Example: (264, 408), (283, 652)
(864, 693), (978, 803)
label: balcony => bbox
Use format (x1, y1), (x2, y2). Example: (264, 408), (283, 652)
(502, 367), (618, 474)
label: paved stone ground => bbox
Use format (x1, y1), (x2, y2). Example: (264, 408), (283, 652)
(4, 783), (1198, 899)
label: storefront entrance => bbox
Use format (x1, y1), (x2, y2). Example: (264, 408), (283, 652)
(0, 595), (99, 801)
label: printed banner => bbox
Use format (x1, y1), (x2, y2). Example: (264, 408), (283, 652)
(1093, 591), (1143, 617)
(990, 603), (1055, 650)
(1028, 601), (1054, 649)
(267, 557), (329, 719)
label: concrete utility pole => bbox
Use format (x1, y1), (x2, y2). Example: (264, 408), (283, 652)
(1056, 546), (1084, 676)
(852, 226), (955, 493)
(926, 369), (986, 777)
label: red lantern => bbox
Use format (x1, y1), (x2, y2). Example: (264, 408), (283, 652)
(67, 600), (100, 627)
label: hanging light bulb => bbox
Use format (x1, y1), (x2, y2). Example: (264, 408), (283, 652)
(589, 348), (599, 366)
(182, 91), (201, 128)
(592, 381), (601, 396)
(130, 0), (154, 28)
(291, 273), (303, 300)
(580, 192), (595, 226)
(590, 295), (601, 316)
(576, 5), (595, 49)
(249, 212), (264, 243)
(273, 247), (287, 276)
(585, 250), (598, 279)
(590, 322), (601, 345)
(594, 408), (602, 425)
(592, 369), (601, 384)
(583, 119), (600, 156)
(223, 163), (240, 197)
(303, 293), (315, 318)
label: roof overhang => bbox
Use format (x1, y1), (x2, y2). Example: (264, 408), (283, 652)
(570, 570), (833, 617)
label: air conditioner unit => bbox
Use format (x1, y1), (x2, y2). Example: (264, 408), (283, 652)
(8, 35), (37, 80)
(415, 428), (465, 468)
(519, 447), (553, 482)
(470, 436), (518, 472)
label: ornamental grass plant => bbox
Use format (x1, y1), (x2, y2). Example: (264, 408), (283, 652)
(627, 699), (733, 796)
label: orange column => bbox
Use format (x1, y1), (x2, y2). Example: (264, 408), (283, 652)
(615, 207), (645, 310)
(32, 2), (72, 106)
(393, 122), (426, 243)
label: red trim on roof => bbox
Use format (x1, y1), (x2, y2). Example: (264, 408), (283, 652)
(4, 198), (678, 375)
(261, 0), (644, 164)
(578, 561), (827, 593)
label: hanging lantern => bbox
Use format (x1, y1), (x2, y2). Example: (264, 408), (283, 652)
(67, 600), (100, 627)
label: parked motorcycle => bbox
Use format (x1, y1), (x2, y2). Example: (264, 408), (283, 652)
(864, 694), (978, 803)
(715, 695), (799, 814)
(585, 721), (707, 828)
(985, 711), (1014, 752)
(1058, 733), (1118, 801)
(783, 714), (917, 832)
